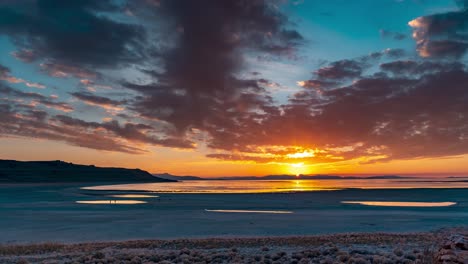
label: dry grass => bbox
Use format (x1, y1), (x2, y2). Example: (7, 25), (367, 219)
(0, 230), (456, 264)
(0, 243), (65, 256)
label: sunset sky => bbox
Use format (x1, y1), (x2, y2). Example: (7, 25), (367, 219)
(1, 0), (468, 176)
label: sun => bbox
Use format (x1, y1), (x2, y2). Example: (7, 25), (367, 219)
(289, 163), (307, 176)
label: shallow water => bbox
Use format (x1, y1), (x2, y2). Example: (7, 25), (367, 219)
(76, 200), (147, 204)
(341, 201), (456, 207)
(1, 184), (467, 242)
(83, 178), (468, 194)
(205, 209), (294, 214)
(109, 194), (158, 198)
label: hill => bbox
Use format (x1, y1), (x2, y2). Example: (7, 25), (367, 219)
(0, 160), (175, 183)
(153, 173), (204, 181)
(153, 173), (410, 181)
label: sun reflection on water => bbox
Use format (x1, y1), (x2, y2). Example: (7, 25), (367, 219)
(82, 178), (468, 194)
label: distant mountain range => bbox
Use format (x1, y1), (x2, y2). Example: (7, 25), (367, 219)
(0, 160), (175, 183)
(153, 173), (412, 181)
(4, 159), (458, 184)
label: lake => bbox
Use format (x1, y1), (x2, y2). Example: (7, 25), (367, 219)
(82, 178), (468, 193)
(1, 180), (467, 243)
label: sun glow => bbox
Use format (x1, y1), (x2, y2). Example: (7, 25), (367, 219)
(289, 162), (309, 176)
(286, 150), (315, 159)
(291, 163), (304, 168)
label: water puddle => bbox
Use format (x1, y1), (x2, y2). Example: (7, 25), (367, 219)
(205, 209), (293, 214)
(76, 200), (147, 204)
(108, 194), (158, 198)
(341, 201), (456, 207)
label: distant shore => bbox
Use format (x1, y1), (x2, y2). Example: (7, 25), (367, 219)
(1, 229), (466, 264)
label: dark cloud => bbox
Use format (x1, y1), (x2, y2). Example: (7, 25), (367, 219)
(2, 0), (468, 168)
(0, 103), (145, 154)
(71, 92), (124, 110)
(205, 55), (468, 164)
(11, 49), (38, 62)
(0, 96), (194, 154)
(379, 29), (406, 40)
(297, 79), (339, 89)
(315, 59), (366, 80)
(0, 83), (72, 112)
(409, 6), (468, 58)
(366, 48), (407, 61)
(40, 62), (98, 79)
(380, 60), (465, 75)
(0, 64), (9, 76)
(0, 0), (145, 68)
(126, 0), (303, 132)
(418, 40), (468, 58)
(383, 48), (406, 58)
(295, 56), (377, 96)
(53, 115), (194, 149)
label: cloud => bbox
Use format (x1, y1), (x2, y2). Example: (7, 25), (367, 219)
(0, 0), (145, 68)
(2, 0), (468, 168)
(71, 92), (124, 111)
(409, 7), (468, 58)
(382, 48), (406, 58)
(295, 56), (379, 95)
(380, 60), (465, 75)
(11, 49), (38, 62)
(0, 83), (73, 112)
(379, 29), (406, 40)
(126, 0), (303, 133)
(315, 59), (366, 80)
(0, 103), (145, 154)
(53, 115), (195, 149)
(0, 98), (194, 154)
(0, 0), (303, 155)
(40, 62), (98, 79)
(0, 64), (45, 89)
(204, 55), (468, 164)
(297, 80), (339, 89)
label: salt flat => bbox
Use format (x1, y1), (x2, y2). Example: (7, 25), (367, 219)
(0, 183), (467, 244)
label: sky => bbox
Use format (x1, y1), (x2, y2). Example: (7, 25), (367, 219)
(1, 0), (468, 176)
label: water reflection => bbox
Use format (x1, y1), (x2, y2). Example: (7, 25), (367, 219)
(83, 178), (468, 194)
(76, 200), (147, 204)
(205, 209), (293, 214)
(109, 194), (158, 198)
(341, 201), (456, 207)
(83, 180), (340, 193)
